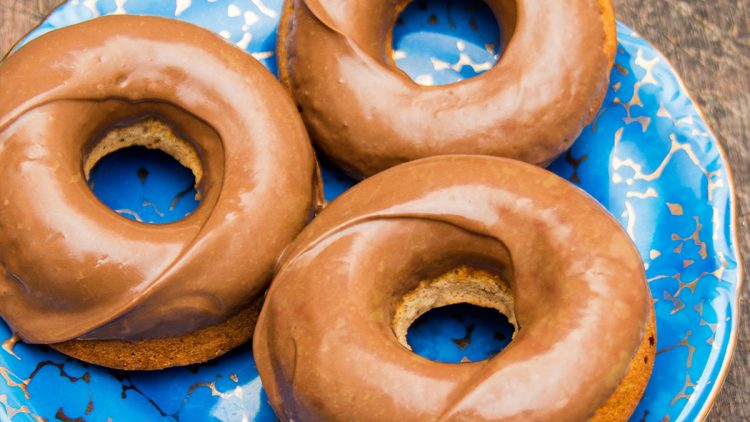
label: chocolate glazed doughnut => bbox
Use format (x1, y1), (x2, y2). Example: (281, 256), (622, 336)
(254, 156), (656, 421)
(0, 16), (321, 370)
(278, 0), (617, 179)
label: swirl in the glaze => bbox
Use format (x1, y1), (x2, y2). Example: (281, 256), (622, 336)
(0, 16), (319, 343)
(254, 156), (650, 421)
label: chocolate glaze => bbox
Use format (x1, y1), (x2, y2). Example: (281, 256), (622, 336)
(0, 16), (319, 343)
(254, 156), (649, 421)
(279, 0), (615, 179)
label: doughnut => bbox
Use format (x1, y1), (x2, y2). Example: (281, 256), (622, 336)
(254, 156), (655, 421)
(277, 0), (618, 179)
(0, 16), (321, 370)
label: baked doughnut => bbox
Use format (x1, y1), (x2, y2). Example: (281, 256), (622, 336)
(254, 156), (655, 421)
(277, 0), (617, 179)
(0, 16), (321, 370)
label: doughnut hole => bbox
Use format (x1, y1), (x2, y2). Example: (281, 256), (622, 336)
(394, 266), (518, 363)
(84, 119), (202, 224)
(390, 0), (516, 86)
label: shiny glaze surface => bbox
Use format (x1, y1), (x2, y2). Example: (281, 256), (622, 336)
(254, 156), (650, 421)
(0, 16), (318, 343)
(0, 2), (739, 421)
(280, 0), (614, 178)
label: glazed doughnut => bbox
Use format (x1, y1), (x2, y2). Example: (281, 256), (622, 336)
(254, 156), (655, 421)
(278, 0), (617, 179)
(0, 16), (321, 370)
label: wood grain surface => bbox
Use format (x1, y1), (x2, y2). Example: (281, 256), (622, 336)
(0, 0), (747, 420)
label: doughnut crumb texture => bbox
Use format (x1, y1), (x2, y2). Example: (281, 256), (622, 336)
(0, 15), (319, 369)
(254, 155), (655, 421)
(393, 266), (517, 350)
(84, 118), (203, 187)
(52, 298), (264, 371)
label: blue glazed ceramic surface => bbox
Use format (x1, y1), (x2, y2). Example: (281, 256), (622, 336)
(1, 1), (741, 421)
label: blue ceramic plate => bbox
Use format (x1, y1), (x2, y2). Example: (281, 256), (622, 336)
(2, 1), (741, 421)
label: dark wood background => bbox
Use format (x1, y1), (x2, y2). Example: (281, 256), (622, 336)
(0, 0), (747, 420)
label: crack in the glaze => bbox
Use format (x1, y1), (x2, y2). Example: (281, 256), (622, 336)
(251, 51), (274, 61)
(85, 396), (94, 415)
(137, 166), (149, 184)
(657, 330), (696, 368)
(444, 0), (456, 29)
(2, 333), (20, 360)
(0, 360), (91, 400)
(0, 366), (30, 398)
(29, 360), (90, 385)
(700, 319), (719, 347)
(251, 0), (277, 18)
(590, 107), (607, 132)
(55, 407), (85, 422)
(638, 409), (650, 422)
(80, 0), (100, 17)
(175, 0), (192, 16)
(671, 216), (708, 260)
(0, 394), (45, 421)
(142, 200), (165, 217)
(452, 41), (494, 73)
(699, 319), (719, 334)
(469, 16), (478, 32)
(170, 184), (196, 211)
(675, 253), (728, 297)
(451, 324), (475, 350)
(187, 377), (225, 398)
(110, 371), (171, 419)
(564, 151), (588, 184)
(613, 62), (629, 75)
(693, 301), (704, 317)
(614, 135), (723, 200)
(666, 203), (684, 215)
(109, 368), (246, 421)
(669, 373), (697, 406)
(634, 49), (659, 87)
(115, 208), (143, 222)
(663, 289), (686, 315)
(626, 188), (658, 199)
(613, 81), (651, 131)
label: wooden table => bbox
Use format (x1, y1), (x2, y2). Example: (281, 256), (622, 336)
(0, 0), (747, 420)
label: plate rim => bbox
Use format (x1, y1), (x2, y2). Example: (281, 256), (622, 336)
(0, 5), (744, 422)
(646, 33), (745, 422)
